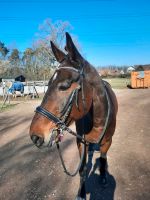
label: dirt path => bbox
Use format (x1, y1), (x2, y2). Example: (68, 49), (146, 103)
(0, 89), (150, 200)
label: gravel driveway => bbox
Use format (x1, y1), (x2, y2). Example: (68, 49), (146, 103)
(0, 89), (150, 200)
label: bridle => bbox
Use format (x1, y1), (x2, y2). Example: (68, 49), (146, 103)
(35, 64), (111, 176)
(36, 65), (88, 143)
(36, 65), (89, 176)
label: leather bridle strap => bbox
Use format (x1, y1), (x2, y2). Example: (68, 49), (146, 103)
(36, 105), (88, 144)
(98, 81), (111, 144)
(36, 106), (63, 125)
(36, 85), (81, 130)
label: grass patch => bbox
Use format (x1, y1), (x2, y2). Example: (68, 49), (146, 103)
(0, 94), (44, 102)
(103, 78), (130, 89)
(0, 103), (18, 112)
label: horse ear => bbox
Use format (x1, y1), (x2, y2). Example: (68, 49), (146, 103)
(50, 41), (66, 63)
(65, 32), (82, 61)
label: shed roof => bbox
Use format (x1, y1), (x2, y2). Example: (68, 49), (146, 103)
(134, 64), (150, 71)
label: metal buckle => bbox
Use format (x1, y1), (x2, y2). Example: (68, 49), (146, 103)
(55, 128), (64, 143)
(47, 128), (64, 147)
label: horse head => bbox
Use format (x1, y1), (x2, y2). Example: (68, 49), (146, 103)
(29, 33), (93, 148)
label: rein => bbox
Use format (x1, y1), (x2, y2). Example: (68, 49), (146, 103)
(35, 66), (111, 177)
(36, 66), (88, 177)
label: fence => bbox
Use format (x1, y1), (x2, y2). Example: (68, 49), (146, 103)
(0, 80), (49, 97)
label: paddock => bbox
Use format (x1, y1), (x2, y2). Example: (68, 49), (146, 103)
(0, 89), (150, 200)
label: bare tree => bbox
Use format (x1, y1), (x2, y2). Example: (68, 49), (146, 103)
(37, 19), (72, 48)
(0, 19), (79, 80)
(25, 19), (74, 80)
(34, 19), (78, 64)
(0, 60), (10, 75)
(0, 41), (9, 59)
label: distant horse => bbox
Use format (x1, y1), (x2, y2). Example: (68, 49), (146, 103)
(29, 33), (118, 200)
(8, 81), (24, 97)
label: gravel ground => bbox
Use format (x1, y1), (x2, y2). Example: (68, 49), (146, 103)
(0, 89), (150, 200)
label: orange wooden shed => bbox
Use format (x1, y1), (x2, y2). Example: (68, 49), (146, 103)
(131, 70), (150, 88)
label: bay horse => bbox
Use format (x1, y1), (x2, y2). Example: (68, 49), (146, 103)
(29, 32), (118, 200)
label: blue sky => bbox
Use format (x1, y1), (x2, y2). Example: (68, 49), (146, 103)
(0, 0), (150, 66)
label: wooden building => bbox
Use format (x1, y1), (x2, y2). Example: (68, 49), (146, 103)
(130, 64), (150, 88)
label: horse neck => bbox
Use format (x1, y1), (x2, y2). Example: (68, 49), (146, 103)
(83, 61), (108, 122)
(83, 61), (105, 96)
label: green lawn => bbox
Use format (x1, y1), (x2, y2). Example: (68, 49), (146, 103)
(103, 78), (130, 89)
(0, 103), (17, 112)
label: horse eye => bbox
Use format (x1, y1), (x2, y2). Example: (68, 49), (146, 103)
(58, 81), (71, 91)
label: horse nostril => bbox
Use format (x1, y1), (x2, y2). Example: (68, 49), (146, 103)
(36, 137), (44, 147)
(31, 135), (44, 147)
(31, 135), (39, 143)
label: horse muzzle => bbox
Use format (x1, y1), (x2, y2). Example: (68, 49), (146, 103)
(31, 129), (60, 148)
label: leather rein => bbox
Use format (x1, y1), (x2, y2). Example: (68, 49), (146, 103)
(35, 65), (111, 176)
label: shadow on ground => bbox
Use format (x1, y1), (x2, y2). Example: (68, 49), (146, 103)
(85, 152), (116, 200)
(0, 113), (78, 200)
(1, 90), (150, 200)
